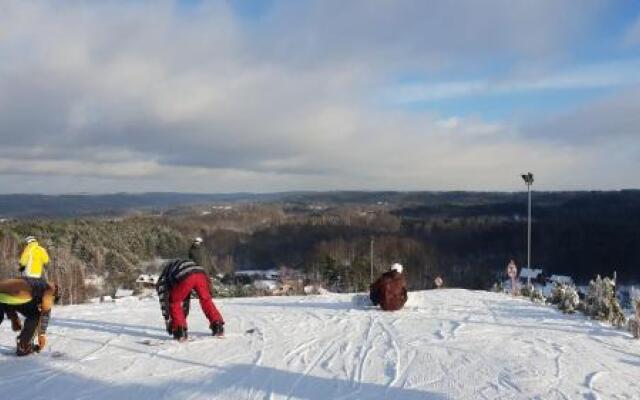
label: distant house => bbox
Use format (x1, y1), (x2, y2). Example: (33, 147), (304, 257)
(84, 275), (105, 290)
(114, 288), (134, 298)
(253, 280), (280, 291)
(519, 268), (544, 284)
(549, 275), (574, 286)
(235, 269), (280, 280)
(136, 274), (159, 289)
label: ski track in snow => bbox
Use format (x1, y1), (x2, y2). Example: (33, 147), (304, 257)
(2, 289), (640, 399)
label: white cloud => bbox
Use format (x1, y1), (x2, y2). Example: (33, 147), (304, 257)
(525, 87), (640, 144)
(0, 158), (163, 178)
(0, 0), (636, 193)
(387, 59), (640, 103)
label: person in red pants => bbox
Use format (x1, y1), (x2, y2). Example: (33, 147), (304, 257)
(156, 259), (224, 341)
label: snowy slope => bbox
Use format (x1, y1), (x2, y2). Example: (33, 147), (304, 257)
(1, 289), (639, 399)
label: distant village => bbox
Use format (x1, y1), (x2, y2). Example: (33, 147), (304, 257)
(85, 266), (327, 304)
(79, 261), (637, 314)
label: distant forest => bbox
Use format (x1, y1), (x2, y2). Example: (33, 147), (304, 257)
(0, 190), (638, 302)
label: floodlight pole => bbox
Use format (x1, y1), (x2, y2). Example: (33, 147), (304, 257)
(521, 172), (534, 286)
(527, 181), (531, 285)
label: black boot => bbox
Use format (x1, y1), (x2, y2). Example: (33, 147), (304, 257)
(16, 339), (34, 357)
(173, 326), (188, 342)
(210, 321), (225, 337)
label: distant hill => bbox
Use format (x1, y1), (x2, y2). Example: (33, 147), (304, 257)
(1, 190), (639, 218)
(0, 192), (285, 218)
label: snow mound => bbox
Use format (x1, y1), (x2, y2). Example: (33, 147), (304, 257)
(1, 289), (639, 399)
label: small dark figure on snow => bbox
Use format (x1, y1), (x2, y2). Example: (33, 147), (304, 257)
(156, 259), (225, 341)
(0, 278), (57, 356)
(370, 263), (408, 311)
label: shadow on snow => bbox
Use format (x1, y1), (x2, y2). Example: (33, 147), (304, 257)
(1, 358), (447, 400)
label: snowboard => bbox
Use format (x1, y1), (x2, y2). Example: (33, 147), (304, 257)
(141, 337), (218, 346)
(0, 347), (65, 358)
(142, 328), (257, 346)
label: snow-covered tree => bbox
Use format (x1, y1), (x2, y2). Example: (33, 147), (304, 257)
(628, 298), (640, 339)
(517, 283), (544, 304)
(529, 287), (546, 304)
(520, 283), (533, 298)
(549, 283), (580, 313)
(583, 275), (626, 327)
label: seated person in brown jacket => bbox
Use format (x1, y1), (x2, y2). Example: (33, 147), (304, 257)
(369, 263), (408, 311)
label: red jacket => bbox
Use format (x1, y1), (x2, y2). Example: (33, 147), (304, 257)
(370, 271), (408, 311)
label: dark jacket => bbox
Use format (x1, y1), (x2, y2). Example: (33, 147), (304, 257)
(369, 270), (408, 311)
(188, 243), (209, 268)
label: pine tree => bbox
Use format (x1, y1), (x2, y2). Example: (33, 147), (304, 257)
(628, 298), (640, 339)
(550, 283), (580, 313)
(583, 275), (626, 327)
(520, 283), (533, 297)
(529, 287), (546, 304)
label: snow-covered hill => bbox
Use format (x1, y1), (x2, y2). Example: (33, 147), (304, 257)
(1, 290), (639, 399)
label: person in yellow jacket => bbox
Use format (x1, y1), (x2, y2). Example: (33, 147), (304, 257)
(19, 236), (50, 279)
(0, 277), (56, 356)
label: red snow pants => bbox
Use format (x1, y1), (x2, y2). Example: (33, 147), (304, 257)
(169, 272), (224, 331)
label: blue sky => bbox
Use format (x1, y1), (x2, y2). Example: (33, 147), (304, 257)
(378, 1), (640, 120)
(0, 1), (639, 193)
(226, 0), (274, 20)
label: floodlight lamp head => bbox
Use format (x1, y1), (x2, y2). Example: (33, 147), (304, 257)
(521, 172), (534, 185)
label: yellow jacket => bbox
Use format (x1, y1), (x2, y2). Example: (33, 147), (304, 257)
(19, 241), (50, 278)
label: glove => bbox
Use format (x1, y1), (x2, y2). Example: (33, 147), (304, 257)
(19, 265), (25, 273)
(37, 334), (47, 351)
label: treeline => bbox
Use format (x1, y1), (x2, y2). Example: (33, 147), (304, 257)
(0, 205), (302, 302)
(0, 217), (188, 303)
(1, 190), (639, 302)
(397, 190), (640, 285)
